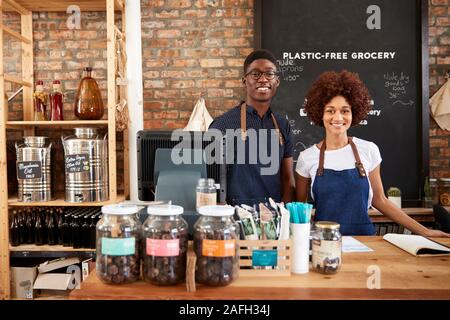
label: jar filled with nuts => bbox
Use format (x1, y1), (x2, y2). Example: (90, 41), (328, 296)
(194, 205), (239, 286)
(311, 221), (342, 275)
(96, 204), (141, 284)
(142, 205), (188, 285)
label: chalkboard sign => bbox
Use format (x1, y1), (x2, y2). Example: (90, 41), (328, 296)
(16, 161), (42, 180)
(65, 154), (90, 173)
(256, 0), (428, 202)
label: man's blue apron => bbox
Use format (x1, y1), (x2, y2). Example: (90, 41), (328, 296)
(312, 137), (376, 235)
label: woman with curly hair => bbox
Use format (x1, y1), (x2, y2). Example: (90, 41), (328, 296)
(295, 70), (449, 237)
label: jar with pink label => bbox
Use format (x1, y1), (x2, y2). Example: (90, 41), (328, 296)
(142, 205), (188, 285)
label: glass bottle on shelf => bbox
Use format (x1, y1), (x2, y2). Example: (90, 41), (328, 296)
(9, 210), (20, 247)
(49, 80), (64, 121)
(34, 80), (48, 121)
(74, 67), (104, 120)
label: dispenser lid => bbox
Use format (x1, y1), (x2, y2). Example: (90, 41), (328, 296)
(74, 127), (98, 138)
(147, 204), (184, 216)
(23, 136), (48, 147)
(102, 204), (139, 215)
(198, 205), (234, 217)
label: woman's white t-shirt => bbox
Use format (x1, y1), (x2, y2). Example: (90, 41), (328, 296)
(295, 137), (382, 208)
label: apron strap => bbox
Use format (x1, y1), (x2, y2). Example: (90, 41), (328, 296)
(240, 102), (284, 146)
(348, 137), (367, 177)
(316, 136), (367, 177)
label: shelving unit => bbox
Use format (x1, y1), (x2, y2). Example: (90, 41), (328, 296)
(0, 0), (128, 299)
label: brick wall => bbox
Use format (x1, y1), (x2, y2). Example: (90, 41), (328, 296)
(429, 0), (450, 179)
(141, 0), (254, 129)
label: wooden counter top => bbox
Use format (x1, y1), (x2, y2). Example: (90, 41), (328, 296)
(69, 237), (450, 300)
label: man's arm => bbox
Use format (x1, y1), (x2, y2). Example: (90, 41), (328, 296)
(281, 156), (295, 203)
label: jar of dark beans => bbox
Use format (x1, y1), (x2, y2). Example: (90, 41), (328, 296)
(96, 204), (141, 284)
(142, 205), (188, 285)
(311, 221), (342, 275)
(193, 205), (239, 286)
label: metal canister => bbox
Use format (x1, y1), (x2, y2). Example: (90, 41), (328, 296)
(62, 127), (109, 202)
(15, 136), (52, 202)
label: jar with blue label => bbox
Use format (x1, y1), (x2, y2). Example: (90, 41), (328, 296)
(142, 205), (189, 286)
(96, 204), (141, 284)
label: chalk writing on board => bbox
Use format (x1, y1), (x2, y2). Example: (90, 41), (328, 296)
(277, 58), (303, 82)
(285, 114), (302, 136)
(384, 72), (410, 100)
(392, 100), (414, 106)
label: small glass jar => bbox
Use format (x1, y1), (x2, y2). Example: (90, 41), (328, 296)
(438, 178), (450, 206)
(429, 178), (439, 205)
(193, 205), (239, 286)
(142, 205), (189, 286)
(311, 221), (342, 275)
(196, 178), (217, 210)
(96, 204), (141, 284)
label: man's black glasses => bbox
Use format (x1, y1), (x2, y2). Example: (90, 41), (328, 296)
(244, 70), (278, 80)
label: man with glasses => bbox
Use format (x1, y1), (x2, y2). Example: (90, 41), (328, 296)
(209, 49), (295, 206)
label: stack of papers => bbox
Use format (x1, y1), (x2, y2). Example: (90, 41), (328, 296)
(342, 236), (373, 253)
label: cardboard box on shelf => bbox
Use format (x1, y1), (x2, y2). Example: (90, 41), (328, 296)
(10, 266), (38, 299)
(33, 257), (82, 293)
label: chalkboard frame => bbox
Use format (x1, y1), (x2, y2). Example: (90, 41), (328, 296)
(254, 0), (430, 204)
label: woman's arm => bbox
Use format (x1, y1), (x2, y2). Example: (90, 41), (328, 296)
(369, 165), (450, 238)
(295, 172), (311, 202)
(281, 157), (295, 203)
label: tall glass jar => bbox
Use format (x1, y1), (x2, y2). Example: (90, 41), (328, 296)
(74, 67), (104, 120)
(311, 221), (342, 274)
(193, 205), (239, 286)
(34, 80), (47, 121)
(142, 205), (189, 285)
(96, 204), (141, 284)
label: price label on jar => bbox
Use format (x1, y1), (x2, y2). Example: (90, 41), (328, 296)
(146, 238), (180, 257)
(16, 161), (42, 180)
(65, 154), (90, 173)
(101, 237), (136, 256)
(202, 239), (236, 257)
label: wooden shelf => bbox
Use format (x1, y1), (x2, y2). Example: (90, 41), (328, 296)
(9, 244), (95, 258)
(3, 0), (123, 12)
(10, 244), (94, 252)
(8, 193), (125, 207)
(6, 120), (108, 128)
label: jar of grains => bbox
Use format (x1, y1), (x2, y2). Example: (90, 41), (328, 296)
(142, 205), (189, 285)
(96, 204), (141, 284)
(193, 205), (239, 286)
(311, 221), (342, 275)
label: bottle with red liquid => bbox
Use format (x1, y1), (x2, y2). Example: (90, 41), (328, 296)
(34, 80), (47, 121)
(49, 80), (64, 121)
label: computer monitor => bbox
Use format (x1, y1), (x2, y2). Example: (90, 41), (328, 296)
(136, 130), (226, 203)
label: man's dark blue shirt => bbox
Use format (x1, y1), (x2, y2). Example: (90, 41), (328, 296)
(209, 102), (293, 206)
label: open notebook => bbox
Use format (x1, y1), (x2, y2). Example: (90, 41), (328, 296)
(383, 233), (450, 257)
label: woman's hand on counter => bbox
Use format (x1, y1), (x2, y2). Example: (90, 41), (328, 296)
(423, 229), (450, 238)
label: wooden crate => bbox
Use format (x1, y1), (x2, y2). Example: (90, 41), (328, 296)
(238, 239), (291, 277)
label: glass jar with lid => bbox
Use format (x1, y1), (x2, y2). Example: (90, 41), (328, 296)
(196, 178), (217, 209)
(311, 221), (342, 275)
(193, 205), (239, 286)
(142, 205), (189, 285)
(438, 178), (450, 206)
(96, 204), (141, 284)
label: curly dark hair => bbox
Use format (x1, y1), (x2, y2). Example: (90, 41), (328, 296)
(304, 70), (372, 127)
